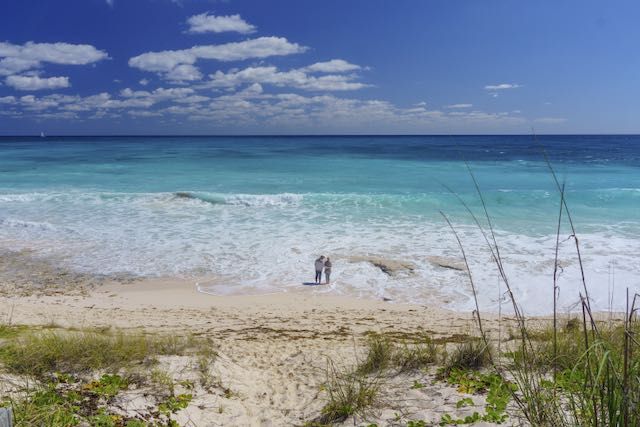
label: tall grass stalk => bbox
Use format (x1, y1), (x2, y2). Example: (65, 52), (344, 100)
(444, 136), (639, 426)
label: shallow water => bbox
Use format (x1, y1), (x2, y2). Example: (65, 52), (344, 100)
(1, 135), (638, 314)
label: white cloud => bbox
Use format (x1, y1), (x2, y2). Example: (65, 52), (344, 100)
(187, 12), (256, 34)
(166, 64), (203, 81)
(303, 59), (361, 73)
(484, 83), (521, 90)
(0, 95), (16, 104)
(0, 41), (108, 76)
(445, 103), (473, 109)
(120, 87), (195, 100)
(155, 87), (525, 133)
(128, 110), (162, 117)
(174, 94), (210, 103)
(19, 94), (60, 110)
(36, 111), (78, 120)
(205, 65), (368, 91)
(106, 0), (114, 7)
(8, 86), (528, 133)
(129, 37), (307, 81)
(139, 78), (149, 86)
(6, 75), (70, 90)
(10, 86), (204, 117)
(534, 117), (566, 124)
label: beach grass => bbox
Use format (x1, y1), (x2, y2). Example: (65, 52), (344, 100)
(441, 339), (492, 376)
(355, 334), (438, 376)
(0, 326), (216, 426)
(313, 360), (381, 425)
(0, 328), (213, 379)
(440, 140), (640, 427)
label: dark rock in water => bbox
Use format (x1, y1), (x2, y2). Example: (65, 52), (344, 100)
(347, 255), (416, 276)
(427, 256), (467, 272)
(174, 192), (193, 199)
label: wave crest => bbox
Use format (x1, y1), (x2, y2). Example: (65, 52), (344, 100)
(173, 192), (303, 207)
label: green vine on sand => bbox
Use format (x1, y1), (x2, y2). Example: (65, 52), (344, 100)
(436, 368), (514, 425)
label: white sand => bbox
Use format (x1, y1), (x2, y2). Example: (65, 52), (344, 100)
(0, 274), (534, 426)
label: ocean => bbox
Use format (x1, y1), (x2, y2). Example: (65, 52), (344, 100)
(1, 135), (638, 314)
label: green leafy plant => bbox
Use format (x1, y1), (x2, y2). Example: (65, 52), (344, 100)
(410, 380), (424, 389)
(158, 393), (192, 415)
(455, 397), (473, 408)
(438, 368), (513, 424)
(83, 374), (128, 398)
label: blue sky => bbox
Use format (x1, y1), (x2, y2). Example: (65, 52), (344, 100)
(1, 0), (639, 135)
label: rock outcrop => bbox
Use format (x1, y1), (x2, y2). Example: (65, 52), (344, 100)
(426, 256), (467, 272)
(347, 255), (416, 276)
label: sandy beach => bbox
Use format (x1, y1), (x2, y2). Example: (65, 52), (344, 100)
(0, 249), (534, 426)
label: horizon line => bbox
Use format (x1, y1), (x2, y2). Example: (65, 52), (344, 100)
(1, 133), (640, 138)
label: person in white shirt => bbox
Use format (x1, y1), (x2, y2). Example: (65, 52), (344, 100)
(314, 256), (325, 284)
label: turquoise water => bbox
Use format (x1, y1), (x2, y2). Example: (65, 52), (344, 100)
(1, 135), (638, 313)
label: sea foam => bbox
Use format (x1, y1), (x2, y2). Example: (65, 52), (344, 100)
(1, 189), (638, 315)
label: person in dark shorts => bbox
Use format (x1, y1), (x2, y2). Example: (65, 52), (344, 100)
(324, 257), (332, 284)
(314, 255), (325, 283)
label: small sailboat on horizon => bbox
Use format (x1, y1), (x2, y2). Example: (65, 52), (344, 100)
(40, 131), (46, 138)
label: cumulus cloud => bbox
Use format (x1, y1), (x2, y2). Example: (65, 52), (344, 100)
(187, 12), (256, 34)
(11, 83), (526, 133)
(8, 86), (206, 117)
(6, 75), (70, 90)
(484, 83), (521, 90)
(0, 41), (108, 76)
(128, 37), (307, 81)
(445, 103), (473, 109)
(173, 90), (526, 133)
(166, 64), (203, 81)
(120, 86), (195, 100)
(128, 110), (162, 117)
(204, 65), (368, 91)
(302, 59), (361, 73)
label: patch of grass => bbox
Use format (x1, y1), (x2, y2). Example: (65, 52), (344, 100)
(316, 368), (380, 425)
(507, 317), (640, 427)
(410, 380), (424, 389)
(311, 356), (382, 425)
(195, 344), (218, 389)
(356, 335), (394, 375)
(355, 335), (438, 376)
(4, 360), (193, 426)
(442, 339), (492, 375)
(0, 329), (211, 379)
(150, 368), (175, 397)
(393, 339), (437, 373)
(0, 324), (29, 340)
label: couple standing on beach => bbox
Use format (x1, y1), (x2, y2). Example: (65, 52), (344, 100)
(314, 256), (332, 284)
